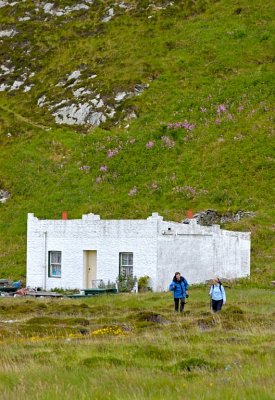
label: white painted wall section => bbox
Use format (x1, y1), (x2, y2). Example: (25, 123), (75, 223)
(26, 212), (250, 291)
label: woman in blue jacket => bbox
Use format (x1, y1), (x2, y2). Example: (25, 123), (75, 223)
(169, 272), (189, 312)
(209, 277), (226, 312)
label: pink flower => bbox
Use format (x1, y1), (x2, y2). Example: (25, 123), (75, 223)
(161, 136), (175, 148)
(107, 148), (119, 158)
(183, 186), (196, 197)
(96, 176), (103, 183)
(182, 121), (196, 131)
(238, 105), (244, 111)
(217, 104), (227, 114)
(100, 165), (108, 172)
(200, 107), (207, 113)
(128, 186), (138, 196)
(146, 140), (155, 149)
(167, 120), (196, 131)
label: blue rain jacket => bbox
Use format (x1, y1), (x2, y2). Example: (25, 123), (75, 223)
(169, 278), (189, 299)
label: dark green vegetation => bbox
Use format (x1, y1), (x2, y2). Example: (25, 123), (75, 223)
(0, 0), (274, 281)
(0, 289), (274, 399)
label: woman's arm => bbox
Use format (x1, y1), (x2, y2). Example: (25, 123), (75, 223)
(169, 282), (176, 291)
(209, 286), (213, 296)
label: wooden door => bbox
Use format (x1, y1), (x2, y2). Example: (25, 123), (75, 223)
(85, 250), (97, 288)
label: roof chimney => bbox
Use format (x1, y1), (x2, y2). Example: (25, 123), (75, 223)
(62, 211), (68, 220)
(187, 209), (193, 219)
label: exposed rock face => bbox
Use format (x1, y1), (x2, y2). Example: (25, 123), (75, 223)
(0, 1), (18, 8)
(0, 63), (35, 92)
(191, 210), (256, 226)
(0, 190), (10, 203)
(41, 2), (90, 17)
(0, 0), (159, 127)
(52, 103), (106, 126)
(38, 70), (149, 126)
(0, 29), (17, 38)
(102, 8), (115, 23)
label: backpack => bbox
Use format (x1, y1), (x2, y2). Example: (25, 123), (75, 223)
(212, 283), (222, 293)
(173, 276), (188, 288)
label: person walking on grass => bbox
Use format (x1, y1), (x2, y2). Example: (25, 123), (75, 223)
(169, 272), (189, 312)
(209, 277), (226, 312)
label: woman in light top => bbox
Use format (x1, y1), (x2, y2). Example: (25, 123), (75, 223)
(209, 277), (226, 312)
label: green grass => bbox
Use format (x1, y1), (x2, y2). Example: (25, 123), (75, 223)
(0, 0), (275, 282)
(0, 288), (274, 399)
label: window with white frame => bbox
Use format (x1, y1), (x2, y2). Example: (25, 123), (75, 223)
(119, 252), (133, 277)
(48, 251), (61, 277)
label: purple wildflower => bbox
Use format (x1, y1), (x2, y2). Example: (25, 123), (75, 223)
(107, 148), (119, 158)
(146, 140), (155, 149)
(217, 104), (227, 114)
(128, 186), (138, 196)
(183, 186), (196, 197)
(182, 120), (196, 131)
(167, 120), (196, 131)
(161, 136), (175, 148)
(100, 165), (108, 172)
(96, 176), (103, 183)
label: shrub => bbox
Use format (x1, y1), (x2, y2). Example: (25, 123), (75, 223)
(138, 275), (151, 292)
(116, 275), (137, 293)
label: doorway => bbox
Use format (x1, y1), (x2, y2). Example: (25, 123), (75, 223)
(84, 250), (97, 289)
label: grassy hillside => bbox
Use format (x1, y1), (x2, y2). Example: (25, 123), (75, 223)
(0, 289), (274, 399)
(0, 0), (274, 282)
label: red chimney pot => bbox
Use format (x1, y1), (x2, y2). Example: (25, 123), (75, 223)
(62, 211), (68, 220)
(187, 209), (193, 219)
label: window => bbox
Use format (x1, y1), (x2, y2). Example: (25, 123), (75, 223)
(119, 252), (133, 277)
(48, 251), (61, 277)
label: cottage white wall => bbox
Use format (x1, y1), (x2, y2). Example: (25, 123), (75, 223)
(27, 213), (159, 290)
(156, 220), (250, 290)
(157, 235), (214, 291)
(240, 236), (251, 276)
(27, 219), (47, 288)
(27, 213), (250, 292)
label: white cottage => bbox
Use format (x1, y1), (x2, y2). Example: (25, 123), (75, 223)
(26, 212), (250, 291)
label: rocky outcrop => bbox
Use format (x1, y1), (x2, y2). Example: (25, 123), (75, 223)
(0, 190), (10, 203)
(37, 70), (149, 126)
(191, 210), (256, 226)
(0, 1), (169, 127)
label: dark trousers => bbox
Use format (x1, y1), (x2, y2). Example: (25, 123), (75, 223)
(174, 298), (185, 312)
(212, 299), (223, 312)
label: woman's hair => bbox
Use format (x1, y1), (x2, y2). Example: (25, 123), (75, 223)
(173, 273), (183, 282)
